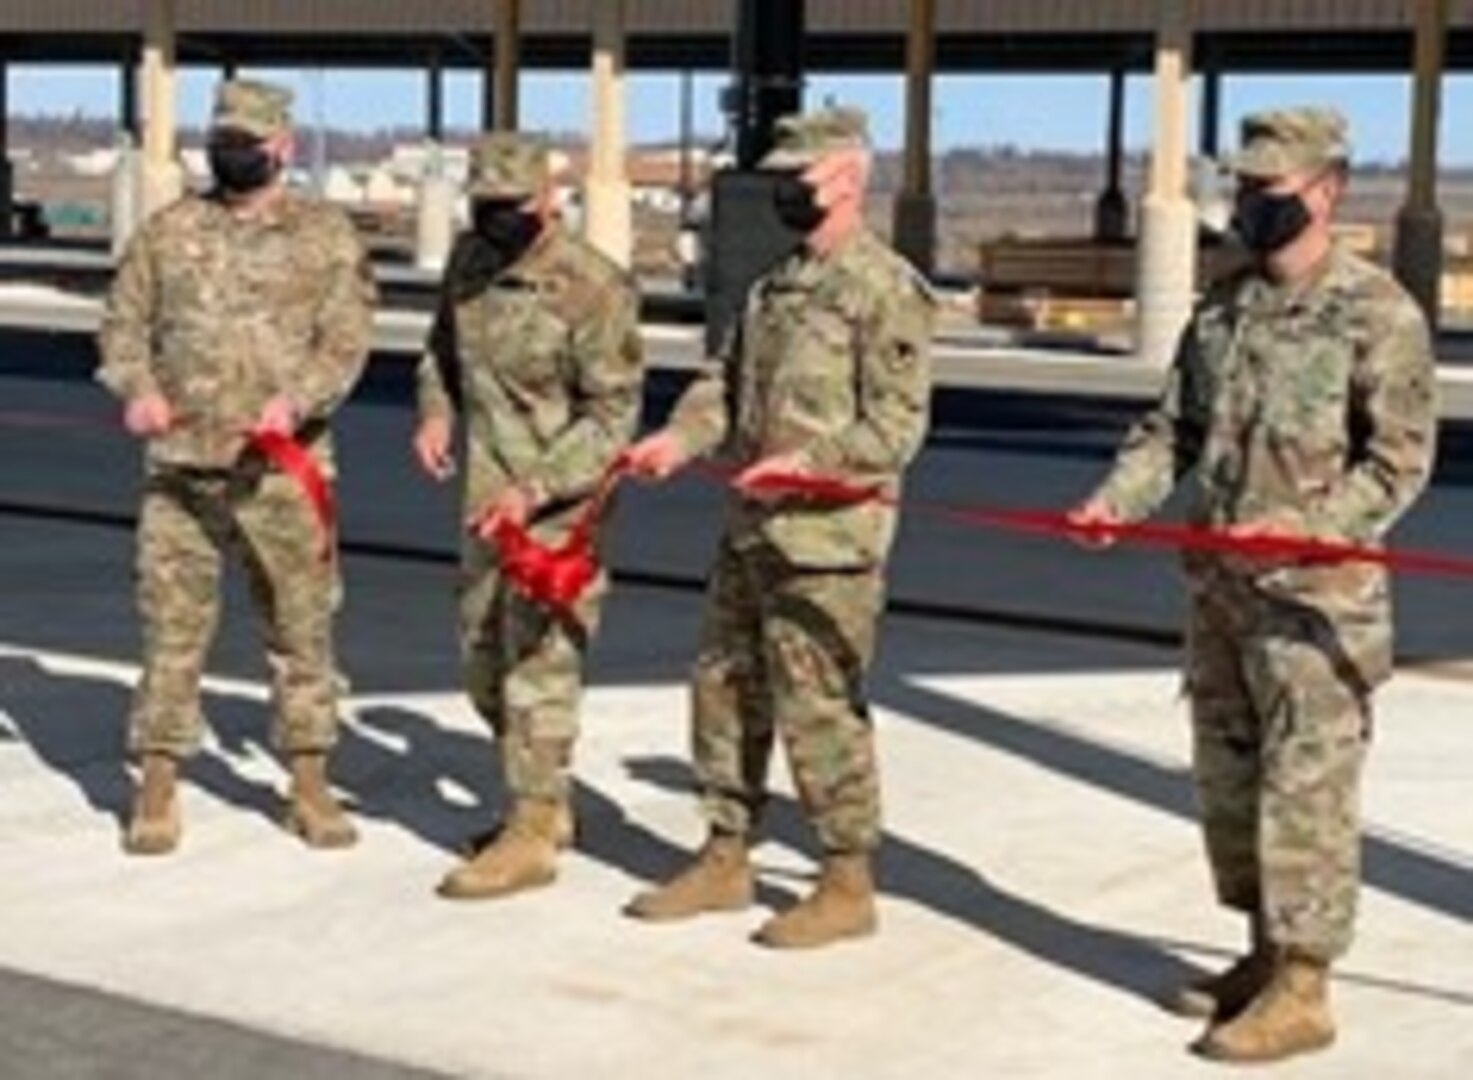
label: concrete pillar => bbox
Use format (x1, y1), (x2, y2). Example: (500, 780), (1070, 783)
(585, 0), (633, 267)
(1394, 0), (1450, 328)
(308, 69), (328, 196)
(1135, 0), (1198, 366)
(1192, 64), (1231, 235)
(893, 0), (937, 273)
(111, 133), (141, 256)
(0, 61), (14, 240)
(1093, 68), (1129, 241)
(416, 142), (455, 272)
(494, 0), (522, 131)
(113, 56), (141, 253)
(140, 0), (183, 219)
(417, 53), (455, 271)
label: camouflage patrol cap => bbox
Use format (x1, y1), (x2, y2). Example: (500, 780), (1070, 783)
(211, 79), (294, 139)
(467, 133), (551, 199)
(1222, 107), (1351, 179)
(759, 106), (871, 170)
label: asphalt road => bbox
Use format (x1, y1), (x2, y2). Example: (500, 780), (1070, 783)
(0, 968), (451, 1080)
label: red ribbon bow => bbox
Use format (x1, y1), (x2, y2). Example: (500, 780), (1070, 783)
(476, 465), (626, 616)
(488, 518), (602, 614)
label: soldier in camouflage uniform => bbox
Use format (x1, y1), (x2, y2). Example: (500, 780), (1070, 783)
(97, 80), (376, 855)
(622, 108), (933, 949)
(413, 134), (644, 900)
(1072, 109), (1437, 1062)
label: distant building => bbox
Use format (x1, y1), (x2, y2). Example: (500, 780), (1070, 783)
(62, 148), (118, 178)
(323, 166), (364, 204)
(361, 167), (415, 209)
(386, 143), (471, 185)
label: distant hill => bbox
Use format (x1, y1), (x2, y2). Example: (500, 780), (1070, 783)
(9, 111), (1472, 187)
(8, 113), (1473, 272)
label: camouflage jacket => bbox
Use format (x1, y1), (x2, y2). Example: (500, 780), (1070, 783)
(668, 228), (934, 569)
(1093, 245), (1437, 613)
(417, 226), (644, 533)
(97, 190), (376, 471)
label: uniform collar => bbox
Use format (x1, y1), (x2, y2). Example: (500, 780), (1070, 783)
(1239, 241), (1348, 316)
(781, 226), (871, 285)
(206, 185), (300, 229)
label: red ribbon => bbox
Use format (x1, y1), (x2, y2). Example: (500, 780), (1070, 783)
(481, 458), (1473, 613)
(246, 429), (337, 561)
(475, 465), (625, 616)
(740, 472), (1473, 578)
(4, 405), (1461, 582)
(724, 470), (1473, 576)
(488, 518), (602, 614)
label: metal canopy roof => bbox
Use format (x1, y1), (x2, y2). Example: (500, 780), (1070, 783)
(2, 1), (1471, 35)
(2, 2), (1472, 72)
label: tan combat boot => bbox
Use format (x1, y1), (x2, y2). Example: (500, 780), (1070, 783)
(624, 833), (754, 921)
(753, 853), (877, 949)
(283, 753), (358, 849)
(438, 800), (560, 900)
(124, 753), (181, 856)
(1166, 917), (1273, 1020)
(1192, 951), (1336, 1063)
(460, 798), (577, 857)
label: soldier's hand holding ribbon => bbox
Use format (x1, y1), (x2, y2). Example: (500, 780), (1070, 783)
(253, 395), (300, 438)
(123, 393), (174, 438)
(623, 430), (690, 481)
(733, 453), (813, 503)
(1065, 497), (1124, 550)
(470, 484), (540, 544)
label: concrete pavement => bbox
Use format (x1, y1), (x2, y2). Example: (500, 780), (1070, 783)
(0, 535), (1467, 1078)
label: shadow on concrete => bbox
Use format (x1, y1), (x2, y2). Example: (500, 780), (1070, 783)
(0, 655), (286, 834)
(874, 675), (1473, 927)
(327, 705), (504, 855)
(624, 752), (1203, 1008)
(306, 704), (795, 906)
(0, 655), (132, 826)
(0, 651), (781, 904)
(1156, 935), (1473, 1010)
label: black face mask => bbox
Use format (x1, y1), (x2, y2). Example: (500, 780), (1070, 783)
(772, 173), (827, 233)
(472, 199), (543, 264)
(1231, 186), (1312, 255)
(208, 135), (278, 196)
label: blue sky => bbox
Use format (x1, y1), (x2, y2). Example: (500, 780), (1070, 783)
(8, 64), (1472, 165)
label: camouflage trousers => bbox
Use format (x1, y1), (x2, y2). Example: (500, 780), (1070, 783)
(692, 538), (884, 854)
(130, 467), (339, 758)
(459, 539), (605, 804)
(1187, 586), (1375, 961)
